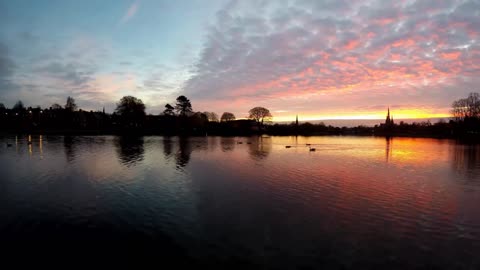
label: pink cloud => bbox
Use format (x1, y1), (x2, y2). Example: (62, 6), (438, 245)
(181, 1), (480, 119)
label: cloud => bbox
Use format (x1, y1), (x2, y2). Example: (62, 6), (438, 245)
(0, 34), (115, 108)
(183, 0), (480, 118)
(0, 42), (21, 104)
(0, 42), (15, 78)
(2, 0), (479, 119)
(0, 27), (188, 114)
(36, 61), (93, 87)
(120, 0), (139, 24)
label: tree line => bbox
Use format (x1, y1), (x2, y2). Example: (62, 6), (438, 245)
(1, 92), (479, 139)
(0, 95), (273, 135)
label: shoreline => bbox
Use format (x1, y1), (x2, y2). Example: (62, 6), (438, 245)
(1, 129), (478, 141)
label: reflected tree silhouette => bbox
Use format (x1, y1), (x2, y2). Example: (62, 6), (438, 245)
(163, 136), (173, 158)
(194, 137), (210, 151)
(64, 136), (76, 163)
(115, 136), (145, 166)
(175, 137), (192, 168)
(220, 137), (236, 152)
(451, 143), (480, 182)
(248, 136), (272, 161)
(385, 137), (392, 163)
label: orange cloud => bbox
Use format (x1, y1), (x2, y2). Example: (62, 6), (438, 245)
(344, 40), (360, 50)
(441, 51), (462, 61)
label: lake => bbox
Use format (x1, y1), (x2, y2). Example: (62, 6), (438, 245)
(1, 135), (479, 268)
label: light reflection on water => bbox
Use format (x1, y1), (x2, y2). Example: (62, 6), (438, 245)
(0, 135), (479, 268)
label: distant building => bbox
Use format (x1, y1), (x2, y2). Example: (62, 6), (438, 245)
(385, 107), (394, 128)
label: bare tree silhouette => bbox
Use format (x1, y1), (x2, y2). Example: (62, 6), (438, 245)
(248, 107), (272, 125)
(204, 111), (219, 122)
(452, 92), (480, 120)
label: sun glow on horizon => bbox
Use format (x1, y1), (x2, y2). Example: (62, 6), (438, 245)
(271, 109), (452, 122)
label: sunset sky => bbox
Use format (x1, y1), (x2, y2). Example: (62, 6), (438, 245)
(1, 0), (479, 121)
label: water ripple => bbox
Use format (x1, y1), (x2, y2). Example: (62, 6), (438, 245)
(0, 135), (479, 268)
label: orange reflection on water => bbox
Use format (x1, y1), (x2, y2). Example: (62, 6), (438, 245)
(28, 135), (32, 157)
(12, 135), (466, 233)
(258, 136), (459, 233)
(269, 136), (451, 167)
(384, 137), (451, 166)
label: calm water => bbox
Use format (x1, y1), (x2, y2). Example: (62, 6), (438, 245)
(1, 135), (480, 268)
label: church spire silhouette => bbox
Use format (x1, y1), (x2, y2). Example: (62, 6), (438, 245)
(385, 107), (394, 129)
(386, 107), (392, 126)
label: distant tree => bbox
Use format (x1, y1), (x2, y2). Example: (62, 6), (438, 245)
(163, 103), (175, 116)
(13, 100), (25, 111)
(220, 112), (236, 122)
(452, 92), (480, 120)
(204, 111), (219, 122)
(248, 107), (272, 124)
(51, 103), (63, 110)
(115, 96), (146, 127)
(452, 99), (466, 120)
(182, 112), (208, 134)
(175, 95), (192, 116)
(65, 96), (77, 112)
(0, 103), (5, 119)
(191, 112), (209, 127)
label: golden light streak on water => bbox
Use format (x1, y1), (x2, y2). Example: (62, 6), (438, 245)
(39, 135), (43, 158)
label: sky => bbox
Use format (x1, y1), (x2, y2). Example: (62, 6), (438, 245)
(0, 0), (479, 121)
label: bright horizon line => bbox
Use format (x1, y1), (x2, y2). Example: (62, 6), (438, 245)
(271, 113), (452, 122)
(242, 115), (452, 123)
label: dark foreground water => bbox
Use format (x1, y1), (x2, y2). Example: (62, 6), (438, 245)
(0, 135), (479, 268)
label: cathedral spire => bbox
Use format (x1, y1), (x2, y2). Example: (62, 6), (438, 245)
(386, 107), (391, 125)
